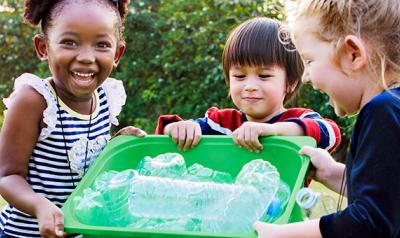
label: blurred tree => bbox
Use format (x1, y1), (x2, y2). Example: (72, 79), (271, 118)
(0, 0), (47, 113)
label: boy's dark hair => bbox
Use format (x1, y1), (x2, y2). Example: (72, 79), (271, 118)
(24, 0), (130, 38)
(222, 17), (304, 103)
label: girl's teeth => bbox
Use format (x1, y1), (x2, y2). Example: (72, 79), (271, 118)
(73, 72), (94, 77)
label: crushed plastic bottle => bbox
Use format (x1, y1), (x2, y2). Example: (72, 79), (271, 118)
(137, 153), (186, 178)
(73, 156), (281, 233)
(262, 180), (291, 223)
(296, 187), (336, 220)
(73, 188), (108, 226)
(183, 163), (234, 183)
(129, 159), (280, 232)
(102, 170), (135, 226)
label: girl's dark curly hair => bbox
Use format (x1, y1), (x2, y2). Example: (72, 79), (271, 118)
(24, 0), (130, 36)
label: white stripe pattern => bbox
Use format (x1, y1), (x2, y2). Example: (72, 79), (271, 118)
(0, 86), (111, 238)
(205, 111), (233, 135)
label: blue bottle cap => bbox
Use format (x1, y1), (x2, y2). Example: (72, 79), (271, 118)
(266, 197), (282, 218)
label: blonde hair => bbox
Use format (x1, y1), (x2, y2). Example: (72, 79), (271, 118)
(290, 0), (400, 89)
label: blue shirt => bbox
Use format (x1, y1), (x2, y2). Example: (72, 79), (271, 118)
(320, 87), (400, 238)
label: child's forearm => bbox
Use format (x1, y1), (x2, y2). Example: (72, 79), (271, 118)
(254, 219), (322, 238)
(0, 174), (47, 217)
(278, 219), (322, 238)
(262, 122), (304, 136)
(320, 162), (347, 195)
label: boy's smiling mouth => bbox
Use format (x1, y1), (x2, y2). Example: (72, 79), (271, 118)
(243, 96), (263, 102)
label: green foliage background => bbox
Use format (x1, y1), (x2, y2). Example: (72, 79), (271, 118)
(0, 0), (355, 161)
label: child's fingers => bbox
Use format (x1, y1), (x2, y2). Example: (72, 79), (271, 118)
(39, 221), (54, 238)
(177, 126), (187, 150)
(238, 129), (251, 150)
(243, 128), (254, 150)
(250, 129), (263, 152)
(242, 129), (261, 153)
(192, 125), (202, 148)
(300, 146), (331, 161)
(253, 221), (267, 237)
(183, 126), (195, 151)
(53, 212), (65, 237)
(169, 125), (179, 144)
(233, 130), (246, 149)
(116, 126), (146, 137)
(298, 145), (318, 156)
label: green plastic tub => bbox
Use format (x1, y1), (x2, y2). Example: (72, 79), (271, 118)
(62, 135), (315, 238)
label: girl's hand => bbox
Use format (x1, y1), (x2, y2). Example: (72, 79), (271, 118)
(35, 199), (66, 238)
(253, 221), (270, 238)
(164, 121), (202, 151)
(299, 146), (337, 184)
(253, 220), (323, 238)
(232, 122), (276, 153)
(115, 126), (146, 137)
(253, 221), (283, 238)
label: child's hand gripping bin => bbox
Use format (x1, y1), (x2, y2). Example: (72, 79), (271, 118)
(61, 135), (315, 238)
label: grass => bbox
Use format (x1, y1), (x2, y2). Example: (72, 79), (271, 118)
(309, 181), (347, 217)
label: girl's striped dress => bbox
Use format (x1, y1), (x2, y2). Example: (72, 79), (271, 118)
(0, 73), (126, 237)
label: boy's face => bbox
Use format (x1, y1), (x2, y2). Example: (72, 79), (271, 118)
(35, 1), (125, 101)
(229, 65), (287, 122)
(294, 29), (362, 116)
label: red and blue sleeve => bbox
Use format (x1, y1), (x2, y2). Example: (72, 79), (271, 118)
(280, 108), (341, 153)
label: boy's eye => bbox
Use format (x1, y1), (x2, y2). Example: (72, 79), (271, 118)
(232, 74), (245, 80)
(259, 74), (272, 79)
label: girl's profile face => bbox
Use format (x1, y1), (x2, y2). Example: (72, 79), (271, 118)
(294, 28), (363, 116)
(38, 1), (124, 102)
(229, 65), (287, 122)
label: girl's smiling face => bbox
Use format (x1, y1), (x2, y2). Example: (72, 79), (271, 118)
(35, 1), (125, 103)
(294, 28), (363, 117)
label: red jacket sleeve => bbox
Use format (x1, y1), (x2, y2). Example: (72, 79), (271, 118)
(280, 108), (341, 153)
(155, 115), (184, 134)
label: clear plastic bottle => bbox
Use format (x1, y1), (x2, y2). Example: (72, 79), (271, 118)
(183, 163), (234, 183)
(129, 173), (264, 231)
(136, 153), (186, 178)
(73, 170), (134, 227)
(130, 159), (280, 232)
(74, 159), (280, 232)
(73, 188), (108, 226)
(295, 187), (336, 220)
(262, 180), (291, 223)
(101, 170), (136, 226)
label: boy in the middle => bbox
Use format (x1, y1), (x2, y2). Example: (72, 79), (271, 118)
(156, 17), (341, 153)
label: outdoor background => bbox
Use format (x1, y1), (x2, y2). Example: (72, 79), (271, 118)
(0, 0), (349, 215)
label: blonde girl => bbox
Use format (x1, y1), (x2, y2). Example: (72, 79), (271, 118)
(254, 0), (400, 237)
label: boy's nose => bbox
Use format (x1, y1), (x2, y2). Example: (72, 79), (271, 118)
(76, 47), (95, 63)
(244, 76), (259, 91)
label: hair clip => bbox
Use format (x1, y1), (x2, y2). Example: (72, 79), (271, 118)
(113, 0), (119, 9)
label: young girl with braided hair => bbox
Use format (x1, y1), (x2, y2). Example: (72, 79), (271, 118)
(0, 0), (144, 237)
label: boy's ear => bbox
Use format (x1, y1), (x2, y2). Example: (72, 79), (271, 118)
(287, 81), (299, 94)
(113, 41), (126, 68)
(342, 35), (367, 71)
(33, 34), (48, 61)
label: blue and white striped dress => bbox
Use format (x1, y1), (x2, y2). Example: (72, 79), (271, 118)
(0, 74), (126, 237)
